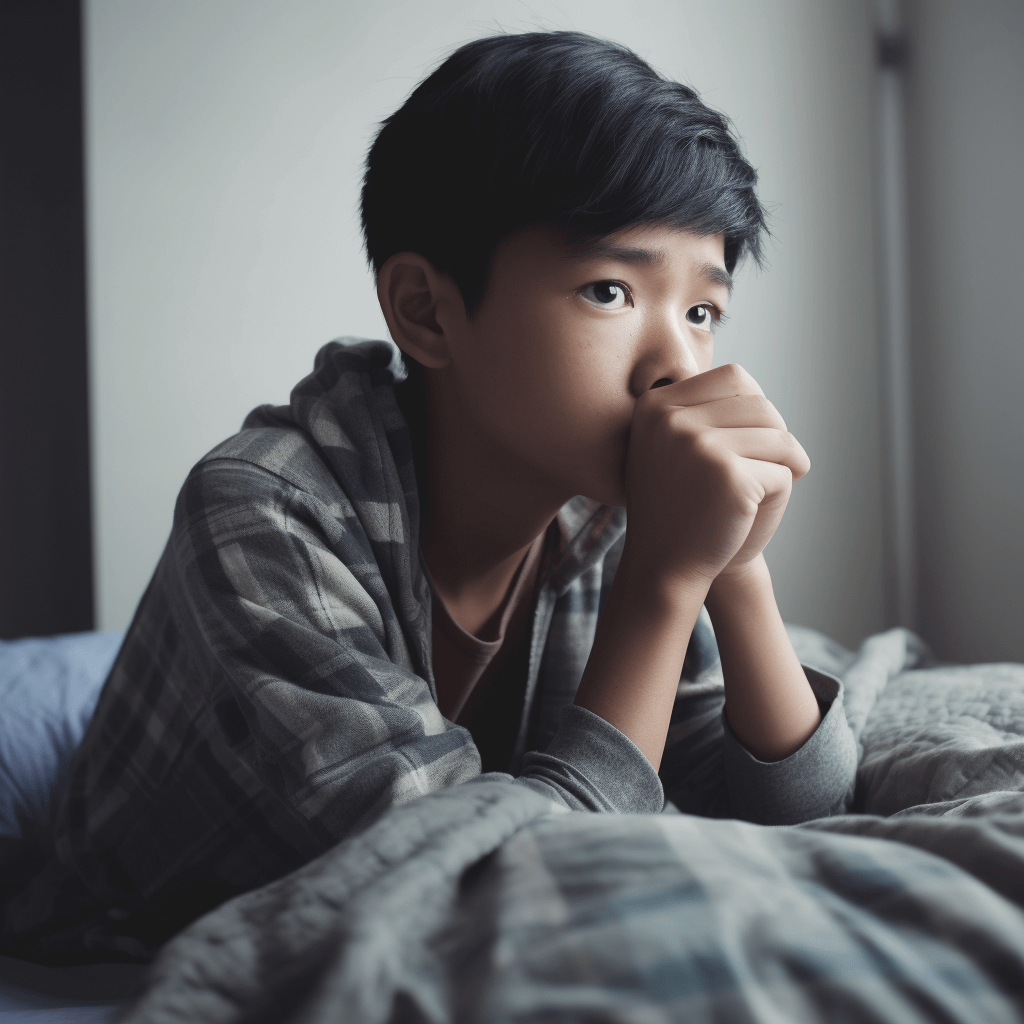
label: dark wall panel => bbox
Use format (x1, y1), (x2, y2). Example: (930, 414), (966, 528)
(0, 0), (94, 638)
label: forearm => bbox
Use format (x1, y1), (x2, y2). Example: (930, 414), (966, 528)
(573, 544), (707, 770)
(704, 554), (821, 761)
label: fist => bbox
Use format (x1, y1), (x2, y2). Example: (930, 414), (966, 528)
(623, 363), (809, 588)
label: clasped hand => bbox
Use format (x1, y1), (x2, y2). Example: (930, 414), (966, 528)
(624, 363), (810, 590)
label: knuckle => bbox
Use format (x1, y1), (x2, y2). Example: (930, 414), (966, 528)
(782, 430), (805, 457)
(750, 394), (774, 421)
(667, 406), (700, 439)
(723, 363), (756, 391)
(766, 400), (786, 429)
(687, 427), (719, 459)
(717, 455), (747, 492)
(787, 433), (811, 469)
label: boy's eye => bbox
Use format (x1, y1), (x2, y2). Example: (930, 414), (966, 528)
(685, 303), (718, 332)
(579, 281), (632, 309)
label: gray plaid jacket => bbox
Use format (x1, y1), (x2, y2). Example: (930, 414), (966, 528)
(11, 339), (857, 958)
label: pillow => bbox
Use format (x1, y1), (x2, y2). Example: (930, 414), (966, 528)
(0, 631), (123, 840)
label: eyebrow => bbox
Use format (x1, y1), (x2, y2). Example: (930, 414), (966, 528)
(566, 239), (666, 267)
(695, 261), (734, 295)
(565, 239), (734, 293)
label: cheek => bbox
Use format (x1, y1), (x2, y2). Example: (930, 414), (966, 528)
(479, 298), (581, 382)
(696, 333), (715, 372)
(457, 310), (566, 428)
(467, 296), (630, 444)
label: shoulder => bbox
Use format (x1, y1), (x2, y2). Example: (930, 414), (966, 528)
(195, 424), (340, 502)
(167, 338), (421, 610)
(178, 335), (410, 525)
(190, 336), (409, 497)
(169, 415), (359, 570)
(167, 423), (342, 536)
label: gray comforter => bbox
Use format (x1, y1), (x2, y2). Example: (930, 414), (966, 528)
(119, 627), (1024, 1023)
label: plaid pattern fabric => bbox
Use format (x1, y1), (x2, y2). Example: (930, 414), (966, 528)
(4, 339), (855, 959)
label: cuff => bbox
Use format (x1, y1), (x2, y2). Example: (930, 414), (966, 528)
(722, 667), (858, 825)
(516, 705), (665, 814)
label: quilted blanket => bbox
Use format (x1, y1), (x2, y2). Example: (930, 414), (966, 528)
(118, 627), (1024, 1023)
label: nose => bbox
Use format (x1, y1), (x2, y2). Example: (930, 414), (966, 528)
(629, 317), (702, 397)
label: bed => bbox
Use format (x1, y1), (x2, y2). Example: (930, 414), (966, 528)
(3, 624), (1024, 1022)
(0, 631), (146, 1022)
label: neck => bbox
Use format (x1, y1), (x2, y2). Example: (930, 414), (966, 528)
(417, 365), (562, 606)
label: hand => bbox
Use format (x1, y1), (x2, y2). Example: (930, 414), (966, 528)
(622, 363), (809, 591)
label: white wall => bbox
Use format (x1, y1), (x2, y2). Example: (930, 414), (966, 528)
(905, 0), (1024, 663)
(85, 0), (886, 649)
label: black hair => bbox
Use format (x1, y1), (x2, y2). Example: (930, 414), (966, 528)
(361, 30), (767, 314)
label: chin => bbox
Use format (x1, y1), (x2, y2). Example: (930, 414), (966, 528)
(561, 451), (627, 509)
(578, 478), (627, 510)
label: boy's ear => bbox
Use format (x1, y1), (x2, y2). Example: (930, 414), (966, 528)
(376, 252), (465, 369)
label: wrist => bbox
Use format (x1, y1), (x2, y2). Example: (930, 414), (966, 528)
(575, 542), (710, 769)
(705, 554), (772, 616)
(616, 537), (715, 612)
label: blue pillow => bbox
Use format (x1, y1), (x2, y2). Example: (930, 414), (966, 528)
(0, 632), (123, 839)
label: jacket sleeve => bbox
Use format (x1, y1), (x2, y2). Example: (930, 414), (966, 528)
(175, 458), (660, 848)
(659, 610), (858, 824)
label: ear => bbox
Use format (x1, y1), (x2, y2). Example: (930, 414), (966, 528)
(376, 252), (466, 370)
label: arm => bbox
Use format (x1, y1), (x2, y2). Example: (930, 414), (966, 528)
(573, 540), (706, 770)
(705, 555), (820, 762)
(576, 551), (820, 771)
(705, 554), (860, 823)
(179, 457), (660, 844)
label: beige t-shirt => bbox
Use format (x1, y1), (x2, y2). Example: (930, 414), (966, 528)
(423, 531), (546, 772)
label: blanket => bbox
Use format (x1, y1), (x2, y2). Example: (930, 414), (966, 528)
(117, 627), (1024, 1023)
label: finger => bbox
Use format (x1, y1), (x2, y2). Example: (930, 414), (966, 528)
(678, 394), (787, 432)
(699, 427), (810, 479)
(737, 456), (797, 504)
(653, 363), (764, 405)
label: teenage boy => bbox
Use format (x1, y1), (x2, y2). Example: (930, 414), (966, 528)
(3, 30), (856, 962)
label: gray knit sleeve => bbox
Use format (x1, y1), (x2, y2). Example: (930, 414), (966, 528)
(721, 668), (858, 824)
(514, 705), (665, 813)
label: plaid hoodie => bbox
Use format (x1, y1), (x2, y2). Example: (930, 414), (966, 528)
(5, 339), (857, 959)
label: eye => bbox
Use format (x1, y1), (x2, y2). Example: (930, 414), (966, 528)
(579, 280), (632, 309)
(685, 303), (722, 333)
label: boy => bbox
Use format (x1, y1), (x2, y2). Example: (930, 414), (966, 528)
(3, 30), (856, 962)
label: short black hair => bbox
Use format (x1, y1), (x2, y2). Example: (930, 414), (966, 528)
(361, 31), (767, 314)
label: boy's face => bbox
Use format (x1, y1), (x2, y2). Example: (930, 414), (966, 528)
(439, 222), (731, 509)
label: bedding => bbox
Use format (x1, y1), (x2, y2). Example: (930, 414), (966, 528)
(0, 953), (145, 1022)
(0, 631), (123, 845)
(0, 629), (124, 923)
(0, 631), (137, 1022)
(4, 625), (1024, 1022)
